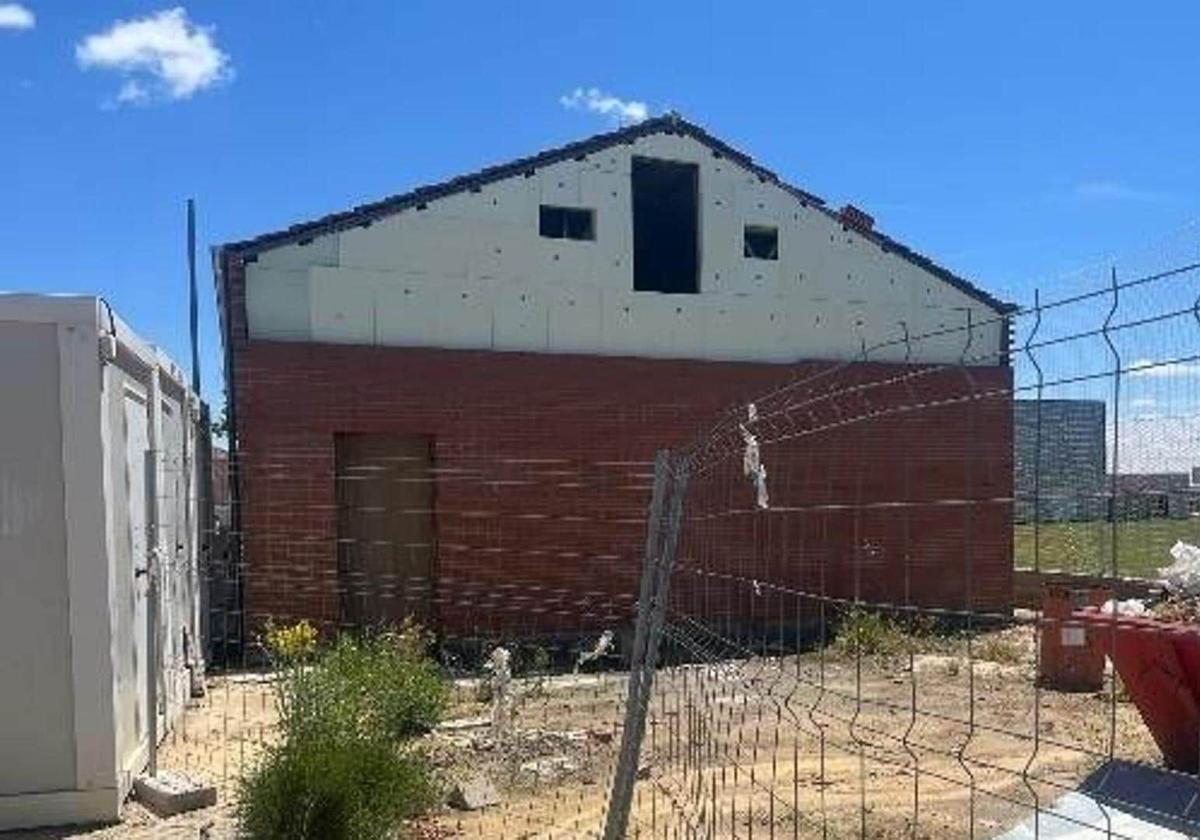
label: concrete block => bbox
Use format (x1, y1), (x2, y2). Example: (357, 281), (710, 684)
(448, 775), (501, 811)
(133, 771), (217, 817)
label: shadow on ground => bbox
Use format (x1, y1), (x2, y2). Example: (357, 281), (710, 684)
(999, 759), (1200, 839)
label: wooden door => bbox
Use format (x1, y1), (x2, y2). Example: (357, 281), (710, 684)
(335, 435), (435, 630)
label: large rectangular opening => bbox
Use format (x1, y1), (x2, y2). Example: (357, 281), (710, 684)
(632, 156), (699, 294)
(334, 434), (435, 630)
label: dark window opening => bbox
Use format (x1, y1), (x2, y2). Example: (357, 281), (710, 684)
(539, 205), (594, 240)
(632, 157), (699, 294)
(744, 225), (779, 260)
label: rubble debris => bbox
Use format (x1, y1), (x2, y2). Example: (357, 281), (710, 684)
(588, 727), (614, 744)
(520, 755), (580, 783)
(448, 775), (501, 811)
(437, 715), (491, 732)
(1159, 541), (1200, 597)
(1146, 542), (1200, 621)
(1152, 596), (1200, 623)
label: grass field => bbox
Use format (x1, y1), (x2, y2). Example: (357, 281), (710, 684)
(1014, 517), (1200, 577)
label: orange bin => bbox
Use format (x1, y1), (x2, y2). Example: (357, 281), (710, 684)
(1039, 586), (1110, 692)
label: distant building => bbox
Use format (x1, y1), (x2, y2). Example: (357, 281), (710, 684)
(1113, 471), (1199, 520)
(1114, 472), (1190, 494)
(1014, 400), (1106, 522)
(1015, 399), (1200, 523)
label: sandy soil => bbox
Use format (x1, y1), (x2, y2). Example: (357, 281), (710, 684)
(2, 673), (276, 840)
(430, 627), (1158, 839)
(8, 625), (1161, 840)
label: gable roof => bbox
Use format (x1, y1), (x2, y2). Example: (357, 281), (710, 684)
(219, 114), (1014, 315)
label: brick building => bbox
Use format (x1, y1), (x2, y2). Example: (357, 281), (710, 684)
(215, 116), (1015, 640)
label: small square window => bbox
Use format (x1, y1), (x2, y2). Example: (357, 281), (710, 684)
(539, 205), (595, 241)
(744, 225), (779, 260)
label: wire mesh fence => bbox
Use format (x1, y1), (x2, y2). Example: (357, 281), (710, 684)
(159, 445), (661, 837)
(141, 257), (1200, 838)
(614, 258), (1200, 838)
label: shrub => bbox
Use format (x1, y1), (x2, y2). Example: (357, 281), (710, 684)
(832, 609), (907, 658)
(240, 624), (449, 840)
(392, 616), (436, 662)
(279, 631), (448, 745)
(238, 739), (436, 840)
(263, 619), (319, 663)
(973, 633), (1025, 665)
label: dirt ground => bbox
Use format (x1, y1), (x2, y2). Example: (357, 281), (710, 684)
(10, 624), (1161, 840)
(430, 623), (1159, 839)
(2, 673), (276, 840)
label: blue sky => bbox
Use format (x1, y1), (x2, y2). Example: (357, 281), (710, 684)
(2, 1), (1200, 412)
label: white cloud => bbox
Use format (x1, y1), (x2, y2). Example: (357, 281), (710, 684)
(560, 87), (649, 125)
(76, 7), (231, 104)
(0, 3), (35, 31)
(117, 80), (149, 104)
(1128, 358), (1200, 379)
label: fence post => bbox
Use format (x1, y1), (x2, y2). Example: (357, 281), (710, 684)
(604, 451), (689, 839)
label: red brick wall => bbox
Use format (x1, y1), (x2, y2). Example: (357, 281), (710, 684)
(228, 328), (1013, 639)
(670, 363), (1015, 636)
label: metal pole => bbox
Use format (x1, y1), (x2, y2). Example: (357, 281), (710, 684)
(628, 454), (671, 702)
(198, 403), (214, 667)
(187, 199), (200, 395)
(604, 452), (689, 840)
(636, 455), (689, 690)
(145, 448), (159, 777)
(604, 452), (669, 839)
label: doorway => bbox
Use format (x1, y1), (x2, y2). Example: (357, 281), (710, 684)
(334, 434), (435, 630)
(632, 156), (700, 294)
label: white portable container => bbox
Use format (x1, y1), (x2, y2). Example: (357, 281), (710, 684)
(0, 294), (204, 829)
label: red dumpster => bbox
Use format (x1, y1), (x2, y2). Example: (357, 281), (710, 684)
(1076, 608), (1200, 773)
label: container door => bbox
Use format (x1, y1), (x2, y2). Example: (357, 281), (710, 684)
(120, 389), (150, 766)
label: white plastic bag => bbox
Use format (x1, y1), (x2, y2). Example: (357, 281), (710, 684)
(740, 404), (769, 510)
(575, 629), (614, 672)
(1101, 598), (1147, 617)
(1158, 541), (1200, 597)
